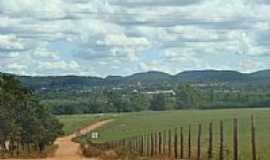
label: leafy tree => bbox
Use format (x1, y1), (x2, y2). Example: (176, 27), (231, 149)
(0, 75), (63, 157)
(175, 85), (206, 109)
(130, 93), (150, 111)
(150, 94), (167, 111)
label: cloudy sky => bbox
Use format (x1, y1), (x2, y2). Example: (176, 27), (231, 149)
(1, 0), (270, 77)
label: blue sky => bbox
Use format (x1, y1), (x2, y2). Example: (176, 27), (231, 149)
(0, 0), (270, 77)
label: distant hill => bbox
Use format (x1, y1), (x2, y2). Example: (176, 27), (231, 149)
(1, 69), (270, 90)
(18, 76), (104, 90)
(249, 70), (270, 79)
(105, 71), (174, 87)
(175, 70), (249, 82)
(124, 71), (174, 85)
(245, 70), (270, 86)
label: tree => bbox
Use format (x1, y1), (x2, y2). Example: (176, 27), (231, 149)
(130, 93), (150, 111)
(150, 94), (167, 111)
(0, 74), (63, 156)
(175, 85), (206, 109)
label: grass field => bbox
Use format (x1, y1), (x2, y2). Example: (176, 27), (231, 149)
(58, 114), (112, 135)
(75, 108), (270, 160)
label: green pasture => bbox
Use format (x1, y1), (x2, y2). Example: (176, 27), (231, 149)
(77, 109), (270, 159)
(58, 113), (111, 135)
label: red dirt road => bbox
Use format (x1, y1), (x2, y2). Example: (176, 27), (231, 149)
(7, 119), (113, 160)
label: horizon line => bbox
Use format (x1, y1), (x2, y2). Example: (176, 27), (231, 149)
(1, 68), (269, 78)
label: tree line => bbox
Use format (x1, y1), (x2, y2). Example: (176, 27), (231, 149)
(0, 75), (63, 157)
(40, 83), (270, 115)
(40, 85), (208, 114)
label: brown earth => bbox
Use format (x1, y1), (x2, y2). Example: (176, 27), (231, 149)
(6, 119), (113, 160)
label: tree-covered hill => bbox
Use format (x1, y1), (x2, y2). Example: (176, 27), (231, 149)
(3, 69), (270, 91)
(18, 75), (104, 90)
(175, 70), (249, 82)
(249, 70), (270, 78)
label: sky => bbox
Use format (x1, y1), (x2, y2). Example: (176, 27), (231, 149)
(1, 0), (270, 77)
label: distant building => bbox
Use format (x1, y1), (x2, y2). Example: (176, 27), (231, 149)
(112, 87), (123, 90)
(143, 90), (176, 96)
(41, 87), (47, 90)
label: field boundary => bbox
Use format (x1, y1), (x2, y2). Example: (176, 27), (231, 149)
(82, 115), (257, 160)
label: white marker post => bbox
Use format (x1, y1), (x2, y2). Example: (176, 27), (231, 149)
(91, 132), (99, 139)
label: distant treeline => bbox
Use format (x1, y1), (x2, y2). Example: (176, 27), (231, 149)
(13, 70), (270, 91)
(0, 75), (63, 157)
(2, 70), (270, 115)
(39, 85), (270, 115)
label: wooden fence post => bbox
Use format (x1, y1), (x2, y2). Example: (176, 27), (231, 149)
(141, 135), (144, 156)
(180, 126), (184, 159)
(151, 133), (154, 157)
(197, 124), (202, 160)
(131, 137), (134, 153)
(147, 134), (151, 156)
(251, 115), (257, 160)
(220, 120), (224, 160)
(162, 130), (167, 155)
(233, 118), (239, 160)
(208, 122), (213, 159)
(155, 132), (158, 156)
(168, 129), (172, 158)
(159, 131), (162, 155)
(131, 138), (134, 152)
(135, 137), (139, 153)
(137, 136), (140, 153)
(129, 138), (132, 153)
(133, 137), (136, 153)
(164, 130), (167, 156)
(188, 124), (192, 159)
(174, 128), (178, 159)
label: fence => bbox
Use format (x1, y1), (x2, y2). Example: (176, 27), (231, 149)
(84, 115), (257, 160)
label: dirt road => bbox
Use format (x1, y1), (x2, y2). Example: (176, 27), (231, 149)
(8, 119), (113, 160)
(48, 119), (113, 160)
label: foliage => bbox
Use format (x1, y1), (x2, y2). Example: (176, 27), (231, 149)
(0, 75), (63, 157)
(38, 82), (270, 115)
(150, 94), (167, 111)
(175, 85), (207, 109)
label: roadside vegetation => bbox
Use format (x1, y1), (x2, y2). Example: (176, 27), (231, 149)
(0, 75), (63, 158)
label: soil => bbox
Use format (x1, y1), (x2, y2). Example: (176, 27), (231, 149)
(6, 119), (113, 160)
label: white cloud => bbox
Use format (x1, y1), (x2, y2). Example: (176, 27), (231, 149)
(98, 34), (151, 48)
(0, 0), (66, 19)
(0, 34), (24, 51)
(237, 59), (267, 72)
(31, 47), (59, 60)
(37, 60), (79, 70)
(6, 63), (26, 70)
(1, 0), (270, 76)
